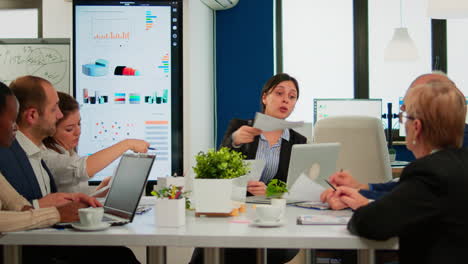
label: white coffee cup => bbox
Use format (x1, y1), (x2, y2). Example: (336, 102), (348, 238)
(270, 198), (286, 219)
(256, 205), (282, 223)
(79, 207), (104, 227)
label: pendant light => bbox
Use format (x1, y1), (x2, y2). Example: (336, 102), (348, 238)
(384, 0), (418, 61)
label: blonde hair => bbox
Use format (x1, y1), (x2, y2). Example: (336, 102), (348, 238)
(405, 80), (466, 148)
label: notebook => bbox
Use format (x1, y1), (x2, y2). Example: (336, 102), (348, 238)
(100, 153), (155, 225)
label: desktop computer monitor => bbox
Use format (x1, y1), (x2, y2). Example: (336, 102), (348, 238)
(399, 97), (405, 137)
(313, 99), (382, 124)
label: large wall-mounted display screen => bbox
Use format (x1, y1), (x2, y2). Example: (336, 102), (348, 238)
(73, 0), (182, 182)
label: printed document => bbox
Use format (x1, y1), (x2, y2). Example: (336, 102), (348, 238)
(253, 112), (304, 132)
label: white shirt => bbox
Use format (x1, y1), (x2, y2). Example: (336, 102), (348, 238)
(15, 131), (51, 208)
(42, 145), (90, 193)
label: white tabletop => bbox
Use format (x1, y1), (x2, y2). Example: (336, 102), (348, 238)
(0, 205), (397, 250)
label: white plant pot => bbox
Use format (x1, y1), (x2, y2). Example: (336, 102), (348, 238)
(154, 198), (186, 227)
(193, 178), (242, 213)
(231, 175), (248, 202)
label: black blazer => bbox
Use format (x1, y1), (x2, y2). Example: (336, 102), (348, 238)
(0, 139), (57, 202)
(220, 118), (307, 184)
(348, 148), (468, 264)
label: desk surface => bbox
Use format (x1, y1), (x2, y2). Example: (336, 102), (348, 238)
(0, 205), (397, 250)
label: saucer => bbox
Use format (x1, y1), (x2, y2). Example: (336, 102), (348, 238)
(71, 222), (111, 231)
(252, 218), (284, 227)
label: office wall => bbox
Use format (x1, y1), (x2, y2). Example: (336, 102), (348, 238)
(182, 0), (215, 169)
(215, 0), (275, 146)
(43, 0), (72, 38)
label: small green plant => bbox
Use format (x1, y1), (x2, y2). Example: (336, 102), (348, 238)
(193, 147), (249, 179)
(388, 148), (396, 155)
(151, 185), (191, 209)
(266, 179), (289, 198)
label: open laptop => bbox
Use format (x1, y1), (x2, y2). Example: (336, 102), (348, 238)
(56, 153), (155, 227)
(286, 143), (341, 189)
(246, 143), (340, 204)
(100, 153), (155, 225)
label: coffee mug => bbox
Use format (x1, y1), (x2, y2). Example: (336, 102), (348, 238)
(79, 207), (104, 227)
(256, 205), (282, 223)
(270, 198), (286, 219)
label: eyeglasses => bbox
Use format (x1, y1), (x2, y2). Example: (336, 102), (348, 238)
(398, 111), (415, 124)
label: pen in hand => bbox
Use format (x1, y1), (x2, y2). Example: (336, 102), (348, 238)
(325, 168), (343, 191)
(325, 179), (337, 191)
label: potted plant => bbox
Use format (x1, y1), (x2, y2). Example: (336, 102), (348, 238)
(151, 185), (189, 227)
(388, 147), (397, 162)
(266, 179), (288, 218)
(192, 147), (250, 214)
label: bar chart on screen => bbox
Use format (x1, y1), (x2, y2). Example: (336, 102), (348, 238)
(146, 10), (157, 30)
(144, 120), (170, 161)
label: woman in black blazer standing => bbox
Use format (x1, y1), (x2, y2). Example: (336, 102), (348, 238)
(220, 73), (307, 196)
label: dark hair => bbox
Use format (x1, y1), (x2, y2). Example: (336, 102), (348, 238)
(260, 73), (299, 112)
(43, 92), (80, 153)
(0, 81), (14, 114)
(9, 75), (51, 123)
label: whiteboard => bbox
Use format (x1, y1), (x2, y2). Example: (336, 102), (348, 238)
(0, 39), (70, 93)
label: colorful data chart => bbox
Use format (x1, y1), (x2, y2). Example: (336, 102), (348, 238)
(146, 10), (157, 30)
(94, 32), (130, 40)
(82, 59), (109, 77)
(114, 66), (141, 76)
(129, 93), (141, 104)
(82, 88), (108, 104)
(144, 89), (168, 104)
(144, 120), (169, 161)
(92, 121), (135, 143)
(114, 93), (126, 104)
(158, 53), (169, 74)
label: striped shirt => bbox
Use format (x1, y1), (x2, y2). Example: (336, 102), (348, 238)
(256, 129), (290, 184)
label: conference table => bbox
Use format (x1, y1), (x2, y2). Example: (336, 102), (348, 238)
(1, 204), (397, 264)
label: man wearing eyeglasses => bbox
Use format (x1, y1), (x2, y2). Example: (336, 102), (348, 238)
(321, 71), (468, 209)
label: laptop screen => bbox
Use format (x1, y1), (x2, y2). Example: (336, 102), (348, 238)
(104, 154), (155, 219)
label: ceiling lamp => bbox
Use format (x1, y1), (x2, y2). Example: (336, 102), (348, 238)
(384, 0), (418, 61)
(428, 0), (468, 19)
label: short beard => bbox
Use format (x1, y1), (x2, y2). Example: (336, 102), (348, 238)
(34, 121), (56, 141)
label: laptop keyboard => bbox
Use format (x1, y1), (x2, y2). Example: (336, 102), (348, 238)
(102, 216), (115, 222)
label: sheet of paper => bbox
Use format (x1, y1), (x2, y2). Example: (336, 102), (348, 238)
(253, 112), (304, 132)
(284, 173), (325, 202)
(297, 214), (350, 225)
(244, 159), (265, 182)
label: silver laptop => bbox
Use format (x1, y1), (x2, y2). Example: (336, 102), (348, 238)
(246, 143), (340, 204)
(101, 153), (155, 225)
(286, 143), (341, 189)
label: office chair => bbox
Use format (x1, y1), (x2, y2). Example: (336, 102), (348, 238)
(313, 116), (392, 184)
